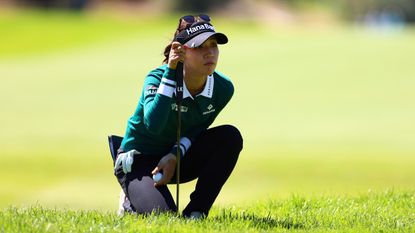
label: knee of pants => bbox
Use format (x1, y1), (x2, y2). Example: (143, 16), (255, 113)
(217, 124), (243, 153)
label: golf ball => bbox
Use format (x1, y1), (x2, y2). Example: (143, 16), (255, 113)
(152, 172), (163, 182)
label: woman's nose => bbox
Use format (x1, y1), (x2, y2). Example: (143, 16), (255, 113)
(205, 48), (215, 57)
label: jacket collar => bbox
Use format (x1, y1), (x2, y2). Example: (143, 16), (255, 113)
(176, 74), (214, 99)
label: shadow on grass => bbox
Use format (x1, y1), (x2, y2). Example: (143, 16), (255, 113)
(212, 211), (304, 230)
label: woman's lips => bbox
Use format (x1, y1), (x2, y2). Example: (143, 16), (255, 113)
(204, 62), (215, 66)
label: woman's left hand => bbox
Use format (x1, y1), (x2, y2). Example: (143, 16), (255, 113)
(152, 153), (177, 186)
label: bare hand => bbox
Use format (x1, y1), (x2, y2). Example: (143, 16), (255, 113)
(151, 153), (177, 186)
(168, 42), (187, 70)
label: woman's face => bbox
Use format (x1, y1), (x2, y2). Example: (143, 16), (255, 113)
(185, 37), (219, 76)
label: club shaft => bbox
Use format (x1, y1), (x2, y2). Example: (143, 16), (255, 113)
(175, 62), (183, 213)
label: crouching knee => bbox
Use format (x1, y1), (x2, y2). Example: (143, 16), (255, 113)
(218, 124), (243, 152)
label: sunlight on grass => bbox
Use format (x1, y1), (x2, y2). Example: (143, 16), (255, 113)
(1, 190), (414, 232)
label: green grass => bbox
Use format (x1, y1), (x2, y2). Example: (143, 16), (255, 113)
(0, 10), (175, 58)
(1, 9), (415, 230)
(1, 190), (414, 232)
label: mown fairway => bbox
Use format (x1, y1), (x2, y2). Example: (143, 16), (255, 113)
(0, 9), (415, 231)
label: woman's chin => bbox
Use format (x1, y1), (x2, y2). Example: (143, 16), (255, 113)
(204, 65), (216, 74)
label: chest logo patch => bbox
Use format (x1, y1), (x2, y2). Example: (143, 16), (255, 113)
(171, 103), (188, 112)
(203, 104), (216, 115)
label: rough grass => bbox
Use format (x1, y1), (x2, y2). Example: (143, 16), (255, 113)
(1, 190), (414, 232)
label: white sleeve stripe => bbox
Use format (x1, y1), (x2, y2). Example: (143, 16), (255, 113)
(161, 77), (176, 86)
(172, 144), (185, 157)
(179, 144), (186, 154)
(157, 83), (174, 97)
(180, 137), (192, 154)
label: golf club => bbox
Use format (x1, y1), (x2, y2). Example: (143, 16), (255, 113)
(175, 61), (183, 213)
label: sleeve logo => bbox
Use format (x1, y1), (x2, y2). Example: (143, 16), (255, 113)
(145, 85), (158, 95)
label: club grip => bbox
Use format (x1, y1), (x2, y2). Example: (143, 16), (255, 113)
(175, 62), (184, 102)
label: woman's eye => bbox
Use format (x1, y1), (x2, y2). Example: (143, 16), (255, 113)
(196, 43), (217, 49)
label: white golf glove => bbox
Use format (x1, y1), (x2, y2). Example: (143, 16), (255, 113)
(114, 150), (140, 173)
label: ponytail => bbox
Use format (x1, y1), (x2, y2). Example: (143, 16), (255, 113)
(162, 43), (172, 64)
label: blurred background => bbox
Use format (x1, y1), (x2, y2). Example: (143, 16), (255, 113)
(1, 0), (414, 211)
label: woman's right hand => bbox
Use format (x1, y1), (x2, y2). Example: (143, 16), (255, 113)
(151, 153), (177, 186)
(168, 42), (186, 70)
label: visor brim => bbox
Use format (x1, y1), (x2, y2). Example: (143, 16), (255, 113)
(184, 32), (228, 48)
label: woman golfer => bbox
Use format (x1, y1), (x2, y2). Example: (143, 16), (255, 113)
(114, 14), (243, 219)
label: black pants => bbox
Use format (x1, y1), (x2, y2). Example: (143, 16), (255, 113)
(114, 125), (243, 217)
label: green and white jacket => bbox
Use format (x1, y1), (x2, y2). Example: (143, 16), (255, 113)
(120, 64), (234, 157)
